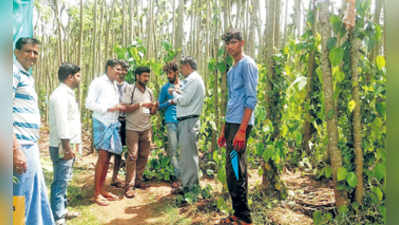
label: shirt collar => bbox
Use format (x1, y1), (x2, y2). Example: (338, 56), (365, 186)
(15, 60), (31, 76)
(60, 82), (75, 95)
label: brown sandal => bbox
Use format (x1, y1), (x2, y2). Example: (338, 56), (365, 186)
(124, 188), (136, 198)
(217, 215), (239, 224)
(231, 220), (252, 225)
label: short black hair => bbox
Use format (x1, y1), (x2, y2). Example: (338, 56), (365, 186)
(180, 56), (197, 70)
(105, 59), (122, 72)
(135, 66), (150, 76)
(119, 60), (129, 70)
(163, 62), (178, 73)
(222, 29), (243, 42)
(58, 63), (80, 82)
(15, 37), (41, 50)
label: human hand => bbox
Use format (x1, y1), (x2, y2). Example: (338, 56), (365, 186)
(13, 146), (27, 174)
(142, 102), (153, 108)
(233, 129), (246, 152)
(108, 105), (119, 112)
(118, 104), (127, 112)
(217, 133), (226, 148)
(63, 151), (75, 160)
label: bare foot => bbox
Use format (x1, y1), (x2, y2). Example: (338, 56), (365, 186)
(101, 191), (119, 201)
(91, 195), (109, 206)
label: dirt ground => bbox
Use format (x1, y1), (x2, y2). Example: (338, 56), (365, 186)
(38, 126), (333, 225)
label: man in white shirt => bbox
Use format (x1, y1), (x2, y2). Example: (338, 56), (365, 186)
(48, 63), (82, 225)
(85, 59), (125, 206)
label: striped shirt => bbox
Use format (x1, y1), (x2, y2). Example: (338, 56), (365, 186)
(12, 61), (41, 145)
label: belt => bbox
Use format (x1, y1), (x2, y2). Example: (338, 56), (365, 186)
(177, 115), (199, 121)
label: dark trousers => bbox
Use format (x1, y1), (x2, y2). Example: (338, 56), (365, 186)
(119, 117), (126, 146)
(225, 123), (252, 223)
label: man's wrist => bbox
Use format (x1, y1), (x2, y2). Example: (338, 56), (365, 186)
(238, 128), (246, 133)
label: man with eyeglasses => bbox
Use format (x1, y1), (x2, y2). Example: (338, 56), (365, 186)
(85, 59), (126, 206)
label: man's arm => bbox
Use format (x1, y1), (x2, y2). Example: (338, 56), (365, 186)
(233, 62), (258, 151)
(123, 102), (141, 113)
(173, 78), (198, 106)
(158, 86), (170, 110)
(52, 94), (75, 159)
(85, 80), (109, 113)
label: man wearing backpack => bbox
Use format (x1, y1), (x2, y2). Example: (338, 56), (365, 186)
(121, 66), (158, 198)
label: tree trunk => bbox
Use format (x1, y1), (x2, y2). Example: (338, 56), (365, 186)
(294, 0), (302, 37)
(77, 0), (83, 111)
(303, 4), (317, 155)
(319, 0), (348, 207)
(174, 0), (184, 59)
(104, 0), (116, 60)
(273, 0), (281, 49)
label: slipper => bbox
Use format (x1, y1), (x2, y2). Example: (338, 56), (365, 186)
(91, 196), (109, 206)
(231, 220), (252, 225)
(124, 189), (136, 198)
(110, 181), (124, 188)
(216, 215), (239, 224)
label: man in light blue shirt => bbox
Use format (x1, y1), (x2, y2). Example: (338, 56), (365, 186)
(217, 30), (258, 225)
(158, 62), (180, 188)
(169, 57), (205, 193)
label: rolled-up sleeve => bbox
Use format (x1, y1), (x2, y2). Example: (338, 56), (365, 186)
(85, 80), (108, 113)
(243, 62), (258, 110)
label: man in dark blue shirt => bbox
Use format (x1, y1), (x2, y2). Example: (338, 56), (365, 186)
(158, 62), (181, 188)
(217, 30), (258, 225)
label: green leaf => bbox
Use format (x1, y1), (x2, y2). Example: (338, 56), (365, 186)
(324, 167), (332, 179)
(348, 100), (356, 112)
(329, 47), (345, 66)
(217, 48), (225, 57)
(374, 163), (386, 181)
(372, 187), (383, 201)
(327, 37), (337, 50)
(338, 205), (348, 215)
(376, 56), (386, 70)
(375, 102), (385, 116)
(346, 172), (358, 188)
(337, 167), (347, 181)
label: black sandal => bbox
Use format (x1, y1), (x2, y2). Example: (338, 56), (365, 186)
(110, 181), (124, 188)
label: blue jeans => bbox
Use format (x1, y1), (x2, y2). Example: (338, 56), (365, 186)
(166, 122), (180, 179)
(49, 146), (74, 221)
(13, 144), (55, 225)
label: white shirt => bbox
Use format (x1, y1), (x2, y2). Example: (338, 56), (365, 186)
(49, 83), (81, 147)
(85, 74), (120, 126)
